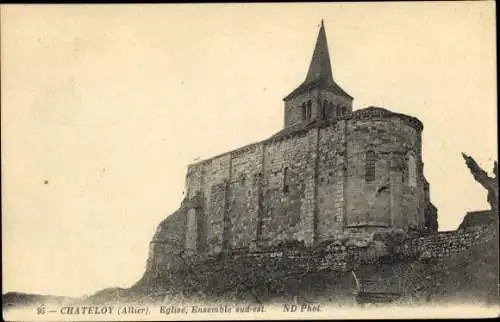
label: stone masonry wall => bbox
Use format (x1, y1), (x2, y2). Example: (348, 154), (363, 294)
(141, 222), (496, 297)
(319, 90), (353, 116)
(316, 121), (345, 241)
(344, 115), (425, 231)
(144, 209), (187, 283)
(397, 225), (495, 260)
(284, 88), (319, 127)
(227, 144), (263, 250)
(183, 107), (431, 257)
(262, 129), (317, 247)
(184, 143), (264, 254)
(284, 88), (353, 128)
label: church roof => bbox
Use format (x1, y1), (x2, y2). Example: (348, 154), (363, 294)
(352, 106), (394, 116)
(268, 119), (319, 140)
(284, 20), (352, 101)
(267, 106), (423, 141)
(352, 106), (424, 131)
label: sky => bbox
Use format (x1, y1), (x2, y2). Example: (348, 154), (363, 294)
(1, 3), (497, 297)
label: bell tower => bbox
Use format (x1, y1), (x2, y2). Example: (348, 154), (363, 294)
(283, 20), (353, 128)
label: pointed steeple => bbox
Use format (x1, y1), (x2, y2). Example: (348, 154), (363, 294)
(284, 20), (352, 100)
(304, 19), (333, 84)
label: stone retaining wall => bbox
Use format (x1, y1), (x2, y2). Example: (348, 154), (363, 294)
(140, 223), (496, 298)
(396, 225), (495, 260)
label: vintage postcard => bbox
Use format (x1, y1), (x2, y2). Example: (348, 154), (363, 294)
(2, 2), (498, 320)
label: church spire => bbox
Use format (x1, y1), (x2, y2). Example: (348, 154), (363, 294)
(304, 19), (333, 84)
(284, 20), (352, 101)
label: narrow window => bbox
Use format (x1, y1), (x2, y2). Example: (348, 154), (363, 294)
(329, 102), (334, 118)
(283, 167), (289, 193)
(322, 100), (328, 119)
(342, 106), (347, 115)
(306, 100), (312, 120)
(408, 152), (417, 188)
(301, 103), (306, 120)
(365, 151), (376, 182)
(336, 104), (341, 118)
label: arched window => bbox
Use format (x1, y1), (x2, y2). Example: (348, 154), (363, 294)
(306, 100), (312, 120)
(341, 106), (347, 115)
(301, 103), (306, 120)
(408, 152), (417, 188)
(365, 151), (376, 182)
(283, 167), (289, 193)
(322, 100), (328, 119)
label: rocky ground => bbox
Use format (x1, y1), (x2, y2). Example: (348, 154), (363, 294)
(81, 226), (498, 307)
(4, 225), (498, 310)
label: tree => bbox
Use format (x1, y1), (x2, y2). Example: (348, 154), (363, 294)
(461, 152), (498, 225)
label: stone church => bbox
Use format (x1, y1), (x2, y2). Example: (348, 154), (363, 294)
(168, 21), (438, 257)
